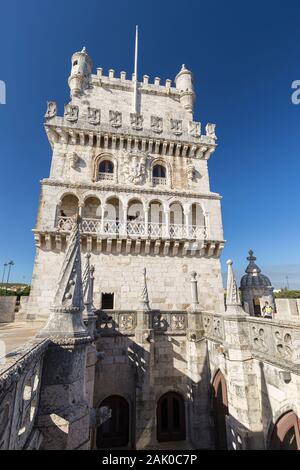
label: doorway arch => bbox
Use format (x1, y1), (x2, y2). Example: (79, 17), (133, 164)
(157, 391), (186, 442)
(270, 411), (300, 450)
(96, 395), (129, 448)
(212, 370), (228, 449)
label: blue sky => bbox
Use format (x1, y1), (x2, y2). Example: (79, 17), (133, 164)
(0, 0), (300, 287)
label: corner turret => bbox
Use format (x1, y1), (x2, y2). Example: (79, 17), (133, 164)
(175, 64), (195, 114)
(68, 47), (93, 98)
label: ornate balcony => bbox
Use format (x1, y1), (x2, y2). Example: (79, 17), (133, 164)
(98, 172), (114, 181)
(153, 176), (167, 186)
(56, 216), (206, 240)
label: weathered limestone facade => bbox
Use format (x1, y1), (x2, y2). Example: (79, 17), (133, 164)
(1, 46), (300, 451)
(28, 49), (224, 319)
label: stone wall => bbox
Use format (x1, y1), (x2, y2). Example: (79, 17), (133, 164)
(93, 310), (213, 450)
(0, 296), (17, 323)
(28, 250), (225, 319)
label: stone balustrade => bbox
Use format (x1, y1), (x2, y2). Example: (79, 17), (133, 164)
(56, 216), (207, 240)
(97, 310), (188, 336)
(0, 338), (49, 450)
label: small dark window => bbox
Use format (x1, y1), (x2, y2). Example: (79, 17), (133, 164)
(157, 392), (186, 442)
(102, 293), (114, 310)
(96, 396), (129, 448)
(99, 160), (114, 174)
(153, 164), (166, 178)
(73, 60), (78, 66)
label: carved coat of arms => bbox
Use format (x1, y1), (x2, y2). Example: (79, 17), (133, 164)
(122, 153), (147, 185)
(88, 107), (100, 125)
(64, 104), (79, 122)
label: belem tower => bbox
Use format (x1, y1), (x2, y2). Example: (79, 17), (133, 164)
(1, 43), (300, 451)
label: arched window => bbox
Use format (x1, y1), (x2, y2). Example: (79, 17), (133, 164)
(157, 392), (186, 442)
(96, 395), (129, 449)
(212, 370), (228, 449)
(153, 164), (166, 186)
(99, 160), (114, 180)
(270, 411), (300, 450)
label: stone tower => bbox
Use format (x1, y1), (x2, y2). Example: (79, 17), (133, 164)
(28, 45), (225, 319)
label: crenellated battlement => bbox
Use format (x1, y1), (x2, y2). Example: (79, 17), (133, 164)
(94, 67), (176, 93)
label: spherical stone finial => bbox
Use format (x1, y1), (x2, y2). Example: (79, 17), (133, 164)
(85, 252), (91, 260)
(226, 259), (233, 266)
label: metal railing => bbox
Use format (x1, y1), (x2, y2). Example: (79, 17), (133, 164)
(56, 216), (206, 240)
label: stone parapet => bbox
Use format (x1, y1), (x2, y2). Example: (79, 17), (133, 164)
(0, 337), (49, 449)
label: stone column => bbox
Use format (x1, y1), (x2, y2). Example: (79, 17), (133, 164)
(78, 203), (84, 217)
(100, 205), (106, 234)
(190, 271), (199, 309)
(204, 211), (210, 239)
(121, 202), (128, 236)
(163, 208), (170, 238)
(184, 208), (190, 238)
(144, 204), (149, 237)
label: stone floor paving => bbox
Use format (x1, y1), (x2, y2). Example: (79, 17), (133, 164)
(0, 321), (46, 358)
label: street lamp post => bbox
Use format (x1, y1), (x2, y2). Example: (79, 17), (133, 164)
(1, 263), (8, 292)
(5, 261), (14, 295)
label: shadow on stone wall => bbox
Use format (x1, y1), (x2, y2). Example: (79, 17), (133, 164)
(93, 311), (213, 450)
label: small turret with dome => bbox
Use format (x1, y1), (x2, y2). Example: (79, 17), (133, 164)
(240, 250), (275, 316)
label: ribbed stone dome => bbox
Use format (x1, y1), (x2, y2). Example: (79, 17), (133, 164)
(240, 250), (272, 289)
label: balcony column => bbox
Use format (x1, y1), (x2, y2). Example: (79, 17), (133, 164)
(78, 203), (83, 217)
(204, 211), (210, 239)
(163, 207), (170, 238)
(121, 201), (128, 236)
(100, 204), (107, 234)
(144, 203), (149, 237)
(184, 207), (191, 238)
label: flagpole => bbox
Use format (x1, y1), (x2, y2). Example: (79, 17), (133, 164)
(133, 25), (138, 113)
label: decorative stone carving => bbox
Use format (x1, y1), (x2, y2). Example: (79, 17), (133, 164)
(67, 152), (79, 171)
(205, 123), (217, 140)
(188, 121), (201, 137)
(141, 268), (150, 310)
(44, 101), (57, 120)
(64, 104), (79, 122)
(203, 315), (211, 335)
(109, 110), (122, 128)
(226, 260), (246, 316)
(130, 113), (143, 131)
(151, 115), (163, 133)
(37, 215), (88, 338)
(82, 253), (95, 318)
(213, 317), (224, 339)
(170, 119), (182, 136)
(122, 152), (147, 185)
(252, 326), (268, 353)
(99, 311), (114, 330)
(171, 314), (186, 330)
(87, 107), (100, 125)
(119, 313), (135, 331)
(186, 163), (195, 181)
(152, 313), (167, 330)
(274, 330), (293, 359)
